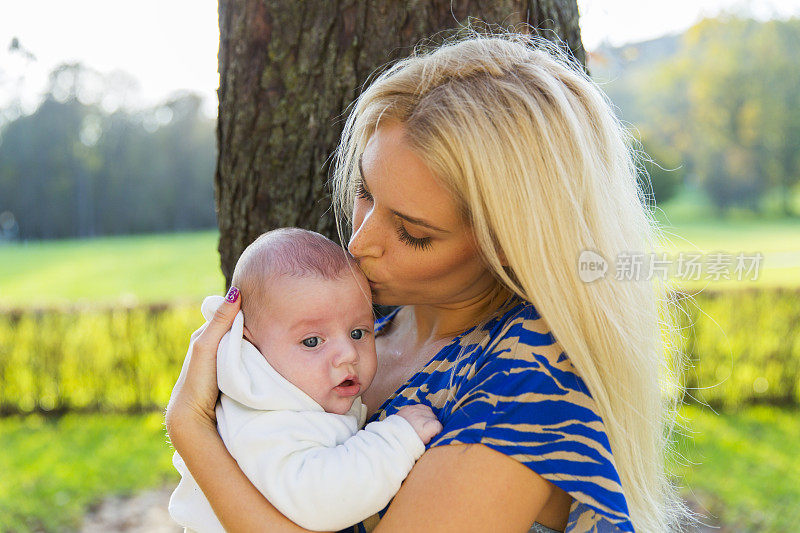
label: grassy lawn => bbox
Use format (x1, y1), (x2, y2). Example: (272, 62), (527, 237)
(0, 230), (225, 308)
(0, 406), (797, 532)
(657, 217), (800, 290)
(0, 217), (798, 309)
(671, 404), (800, 532)
(0, 412), (179, 532)
(653, 188), (800, 290)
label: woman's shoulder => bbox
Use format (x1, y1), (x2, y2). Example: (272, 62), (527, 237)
(433, 296), (634, 532)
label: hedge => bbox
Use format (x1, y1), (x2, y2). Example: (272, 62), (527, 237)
(0, 288), (798, 414)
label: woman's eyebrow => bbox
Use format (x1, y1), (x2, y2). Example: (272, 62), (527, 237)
(391, 210), (448, 233)
(358, 154), (450, 234)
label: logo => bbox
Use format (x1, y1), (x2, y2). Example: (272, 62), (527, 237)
(578, 250), (608, 283)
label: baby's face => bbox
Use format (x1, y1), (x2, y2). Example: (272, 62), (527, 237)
(248, 271), (377, 415)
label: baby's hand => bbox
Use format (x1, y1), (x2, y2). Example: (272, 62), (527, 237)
(395, 404), (442, 444)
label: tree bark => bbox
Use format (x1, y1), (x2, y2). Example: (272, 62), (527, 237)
(216, 0), (584, 285)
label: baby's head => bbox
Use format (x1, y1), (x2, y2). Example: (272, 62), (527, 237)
(231, 228), (376, 415)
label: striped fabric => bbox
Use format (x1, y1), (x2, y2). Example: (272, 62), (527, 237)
(346, 295), (634, 533)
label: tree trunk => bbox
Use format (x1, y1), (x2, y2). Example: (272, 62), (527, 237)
(216, 0), (584, 285)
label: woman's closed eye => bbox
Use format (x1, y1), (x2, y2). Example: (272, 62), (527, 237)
(395, 220), (432, 251)
(356, 176), (432, 251)
(355, 179), (372, 201)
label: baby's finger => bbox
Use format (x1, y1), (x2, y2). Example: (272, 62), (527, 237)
(424, 419), (443, 438)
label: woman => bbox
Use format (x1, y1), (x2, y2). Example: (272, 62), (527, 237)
(166, 31), (688, 532)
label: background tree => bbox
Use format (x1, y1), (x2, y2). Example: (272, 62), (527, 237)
(638, 138), (684, 206)
(215, 0), (585, 284)
(599, 15), (800, 216)
(0, 63), (217, 240)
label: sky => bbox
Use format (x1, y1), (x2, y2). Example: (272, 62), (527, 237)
(2, 0), (800, 117)
(578, 0), (800, 48)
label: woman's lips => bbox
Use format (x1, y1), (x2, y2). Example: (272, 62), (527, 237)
(357, 262), (381, 287)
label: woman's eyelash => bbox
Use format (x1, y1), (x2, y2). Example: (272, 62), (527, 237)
(396, 222), (432, 251)
(355, 179), (372, 200)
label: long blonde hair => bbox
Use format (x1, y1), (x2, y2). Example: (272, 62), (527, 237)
(332, 28), (690, 532)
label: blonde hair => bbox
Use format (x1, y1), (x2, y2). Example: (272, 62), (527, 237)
(332, 28), (691, 532)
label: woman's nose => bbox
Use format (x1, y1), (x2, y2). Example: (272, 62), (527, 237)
(348, 205), (383, 259)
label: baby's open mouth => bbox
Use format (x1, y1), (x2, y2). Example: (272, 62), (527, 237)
(334, 376), (360, 396)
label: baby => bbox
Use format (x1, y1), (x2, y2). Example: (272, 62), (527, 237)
(169, 228), (442, 533)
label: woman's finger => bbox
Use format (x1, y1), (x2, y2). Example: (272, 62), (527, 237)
(177, 287), (241, 418)
(166, 287), (242, 442)
(194, 287), (241, 351)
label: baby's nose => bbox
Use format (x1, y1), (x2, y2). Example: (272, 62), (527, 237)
(334, 341), (359, 366)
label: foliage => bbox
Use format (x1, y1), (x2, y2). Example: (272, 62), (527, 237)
(637, 137), (684, 205)
(594, 16), (800, 215)
(0, 303), (200, 415)
(0, 287), (797, 414)
(670, 404), (800, 532)
(0, 412), (178, 532)
(0, 63), (217, 240)
(676, 288), (800, 408)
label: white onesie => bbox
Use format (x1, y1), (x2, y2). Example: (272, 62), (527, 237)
(168, 296), (425, 532)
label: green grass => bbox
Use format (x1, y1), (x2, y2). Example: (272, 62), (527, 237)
(653, 187), (800, 289)
(0, 230), (225, 308)
(671, 404), (800, 532)
(0, 406), (796, 532)
(0, 216), (797, 310)
(0, 412), (179, 532)
(656, 217), (800, 289)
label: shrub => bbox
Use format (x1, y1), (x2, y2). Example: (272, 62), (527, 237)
(675, 287), (800, 408)
(0, 303), (198, 415)
(0, 288), (798, 414)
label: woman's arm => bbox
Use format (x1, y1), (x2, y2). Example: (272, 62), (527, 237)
(165, 289), (327, 533)
(173, 414), (554, 533)
(165, 290), (555, 532)
(376, 443), (556, 532)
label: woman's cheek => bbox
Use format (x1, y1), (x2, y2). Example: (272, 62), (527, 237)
(409, 242), (472, 281)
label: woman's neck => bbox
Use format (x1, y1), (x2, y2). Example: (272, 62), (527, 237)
(406, 283), (513, 345)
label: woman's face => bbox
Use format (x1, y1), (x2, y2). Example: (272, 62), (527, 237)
(348, 120), (498, 307)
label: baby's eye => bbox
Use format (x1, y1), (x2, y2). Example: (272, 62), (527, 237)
(350, 329), (366, 340)
(301, 336), (322, 348)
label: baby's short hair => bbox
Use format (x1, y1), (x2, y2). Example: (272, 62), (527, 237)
(230, 228), (359, 332)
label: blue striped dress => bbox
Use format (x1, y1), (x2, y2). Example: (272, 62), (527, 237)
(347, 295), (634, 533)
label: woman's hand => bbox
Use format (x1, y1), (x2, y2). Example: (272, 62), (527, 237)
(163, 287), (330, 532)
(166, 287), (241, 443)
